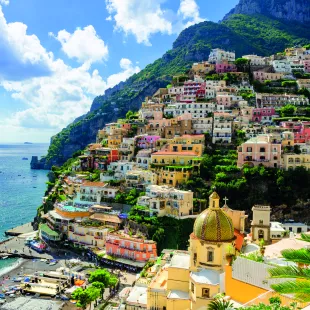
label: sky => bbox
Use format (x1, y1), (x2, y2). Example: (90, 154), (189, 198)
(0, 0), (238, 143)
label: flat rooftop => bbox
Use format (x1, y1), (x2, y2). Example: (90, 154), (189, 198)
(167, 290), (190, 300)
(149, 268), (168, 291)
(190, 269), (220, 285)
(126, 286), (147, 306)
(170, 252), (190, 269)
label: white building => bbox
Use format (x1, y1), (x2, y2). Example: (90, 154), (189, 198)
(281, 221), (308, 234)
(105, 161), (135, 180)
(212, 112), (233, 143)
(137, 185), (193, 217)
(272, 60), (291, 73)
(192, 118), (213, 134)
(242, 54), (265, 66)
(136, 149), (153, 169)
(208, 48), (235, 64)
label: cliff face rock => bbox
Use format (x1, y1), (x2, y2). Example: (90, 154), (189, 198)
(224, 0), (310, 23)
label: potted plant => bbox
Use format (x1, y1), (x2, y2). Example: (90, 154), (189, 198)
(259, 238), (266, 256)
(226, 244), (235, 265)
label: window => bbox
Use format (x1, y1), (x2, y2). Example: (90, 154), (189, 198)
(207, 248), (214, 262)
(246, 147), (252, 152)
(260, 147), (265, 152)
(202, 288), (210, 298)
(259, 220), (263, 225)
(191, 282), (195, 293)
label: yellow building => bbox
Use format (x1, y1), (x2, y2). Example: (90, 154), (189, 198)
(157, 166), (192, 187)
(281, 131), (294, 147)
(151, 151), (199, 167)
(282, 153), (310, 170)
(147, 192), (237, 310)
(68, 222), (109, 248)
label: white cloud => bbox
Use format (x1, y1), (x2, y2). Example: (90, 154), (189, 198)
(105, 0), (205, 45)
(107, 58), (140, 86)
(0, 0), (9, 6)
(106, 0), (172, 46)
(0, 5), (140, 136)
(50, 25), (108, 64)
(2, 58), (140, 131)
(0, 6), (52, 80)
(178, 0), (204, 23)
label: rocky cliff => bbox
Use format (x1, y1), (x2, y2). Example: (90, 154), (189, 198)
(224, 0), (310, 23)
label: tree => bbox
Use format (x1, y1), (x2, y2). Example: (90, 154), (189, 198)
(126, 110), (134, 119)
(89, 269), (118, 290)
(280, 104), (296, 117)
(91, 281), (106, 299)
(234, 58), (250, 72)
(269, 233), (310, 302)
(72, 286), (100, 310)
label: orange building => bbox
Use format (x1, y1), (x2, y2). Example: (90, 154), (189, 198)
(105, 232), (157, 262)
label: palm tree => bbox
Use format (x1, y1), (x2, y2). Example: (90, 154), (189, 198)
(208, 297), (235, 310)
(269, 233), (310, 302)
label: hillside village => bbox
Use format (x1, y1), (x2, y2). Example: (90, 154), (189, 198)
(36, 46), (310, 309)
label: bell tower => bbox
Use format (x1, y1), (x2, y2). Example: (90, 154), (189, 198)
(251, 205), (271, 244)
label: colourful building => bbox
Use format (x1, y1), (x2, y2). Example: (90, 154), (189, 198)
(135, 135), (161, 149)
(146, 192), (239, 310)
(252, 107), (276, 123)
(105, 231), (157, 262)
(137, 185), (194, 217)
(215, 63), (237, 73)
(282, 153), (310, 170)
(237, 134), (282, 168)
(151, 150), (199, 167)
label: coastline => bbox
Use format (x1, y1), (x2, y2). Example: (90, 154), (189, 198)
(0, 257), (25, 278)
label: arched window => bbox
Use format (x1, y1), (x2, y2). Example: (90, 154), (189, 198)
(258, 229), (264, 240)
(207, 247), (214, 262)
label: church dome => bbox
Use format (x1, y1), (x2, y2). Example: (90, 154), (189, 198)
(193, 192), (234, 242)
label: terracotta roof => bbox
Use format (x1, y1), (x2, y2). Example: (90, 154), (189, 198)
(90, 213), (122, 224)
(152, 151), (198, 156)
(82, 181), (106, 187)
(234, 229), (245, 252)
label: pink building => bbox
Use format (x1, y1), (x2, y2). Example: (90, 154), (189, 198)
(135, 135), (161, 149)
(253, 71), (284, 82)
(294, 122), (310, 143)
(303, 60), (310, 73)
(105, 232), (157, 262)
(216, 94), (232, 107)
(237, 134), (282, 168)
(252, 108), (276, 123)
(178, 81), (206, 102)
(215, 63), (237, 73)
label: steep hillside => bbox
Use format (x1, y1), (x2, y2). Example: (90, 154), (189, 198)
(37, 14), (310, 169)
(224, 0), (310, 23)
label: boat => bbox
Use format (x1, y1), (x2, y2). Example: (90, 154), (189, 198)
(49, 261), (57, 266)
(22, 157), (28, 160)
(13, 277), (22, 282)
(0, 300), (6, 304)
(24, 142), (33, 144)
(0, 293), (5, 299)
(2, 256), (8, 260)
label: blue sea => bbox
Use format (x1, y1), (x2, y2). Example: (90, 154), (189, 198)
(0, 143), (49, 272)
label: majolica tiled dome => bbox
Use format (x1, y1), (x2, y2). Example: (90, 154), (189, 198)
(193, 192), (234, 242)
